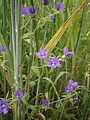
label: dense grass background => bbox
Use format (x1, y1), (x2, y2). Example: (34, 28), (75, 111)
(0, 0), (90, 120)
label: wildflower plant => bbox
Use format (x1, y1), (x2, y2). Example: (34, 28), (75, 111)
(0, 0), (89, 120)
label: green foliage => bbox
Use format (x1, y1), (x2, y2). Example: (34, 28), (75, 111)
(0, 0), (90, 120)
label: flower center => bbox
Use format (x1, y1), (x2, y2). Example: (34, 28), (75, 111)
(41, 53), (44, 57)
(16, 94), (19, 98)
(52, 62), (55, 66)
(2, 104), (5, 108)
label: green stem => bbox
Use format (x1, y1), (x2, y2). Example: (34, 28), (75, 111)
(65, 58), (68, 81)
(29, 17), (33, 71)
(15, 0), (19, 84)
(35, 77), (40, 107)
(15, 0), (20, 120)
(75, 5), (86, 53)
(2, 0), (6, 40)
(41, 24), (48, 48)
(10, 0), (16, 83)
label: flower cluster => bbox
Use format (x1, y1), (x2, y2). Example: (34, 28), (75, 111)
(0, 99), (8, 114)
(36, 46), (73, 69)
(65, 80), (78, 93)
(20, 1), (64, 16)
(20, 6), (36, 15)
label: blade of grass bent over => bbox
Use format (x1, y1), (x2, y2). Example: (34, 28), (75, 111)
(44, 0), (88, 51)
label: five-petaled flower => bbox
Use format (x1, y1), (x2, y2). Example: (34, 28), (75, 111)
(43, 0), (49, 5)
(46, 57), (60, 69)
(65, 80), (78, 93)
(63, 47), (73, 57)
(41, 99), (49, 106)
(55, 2), (64, 11)
(0, 99), (8, 114)
(14, 90), (23, 100)
(36, 48), (48, 59)
(0, 45), (5, 52)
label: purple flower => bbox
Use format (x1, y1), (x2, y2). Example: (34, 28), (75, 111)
(14, 90), (23, 100)
(65, 86), (73, 93)
(20, 6), (30, 15)
(29, 6), (36, 14)
(68, 80), (78, 88)
(72, 98), (78, 104)
(65, 80), (78, 93)
(55, 2), (64, 11)
(0, 45), (5, 52)
(43, 0), (49, 5)
(49, 14), (54, 20)
(36, 48), (48, 59)
(46, 57), (60, 69)
(20, 6), (36, 15)
(41, 99), (49, 106)
(0, 99), (8, 114)
(63, 47), (73, 57)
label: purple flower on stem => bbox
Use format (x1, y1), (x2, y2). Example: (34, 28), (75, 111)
(43, 0), (49, 5)
(20, 6), (30, 15)
(20, 6), (36, 15)
(42, 99), (49, 106)
(36, 48), (48, 59)
(72, 98), (78, 104)
(29, 6), (36, 14)
(46, 57), (60, 69)
(63, 47), (73, 57)
(55, 2), (64, 11)
(49, 14), (54, 20)
(65, 80), (78, 93)
(0, 99), (8, 114)
(0, 45), (5, 52)
(14, 90), (23, 100)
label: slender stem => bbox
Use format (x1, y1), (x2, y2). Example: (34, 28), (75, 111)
(65, 58), (68, 81)
(29, 17), (33, 64)
(30, 18), (32, 55)
(2, 0), (6, 40)
(35, 77), (40, 107)
(87, 65), (90, 90)
(10, 0), (16, 82)
(15, 0), (19, 84)
(65, 0), (68, 21)
(41, 24), (48, 48)
(15, 0), (20, 120)
(75, 6), (86, 53)
(3, 53), (6, 94)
